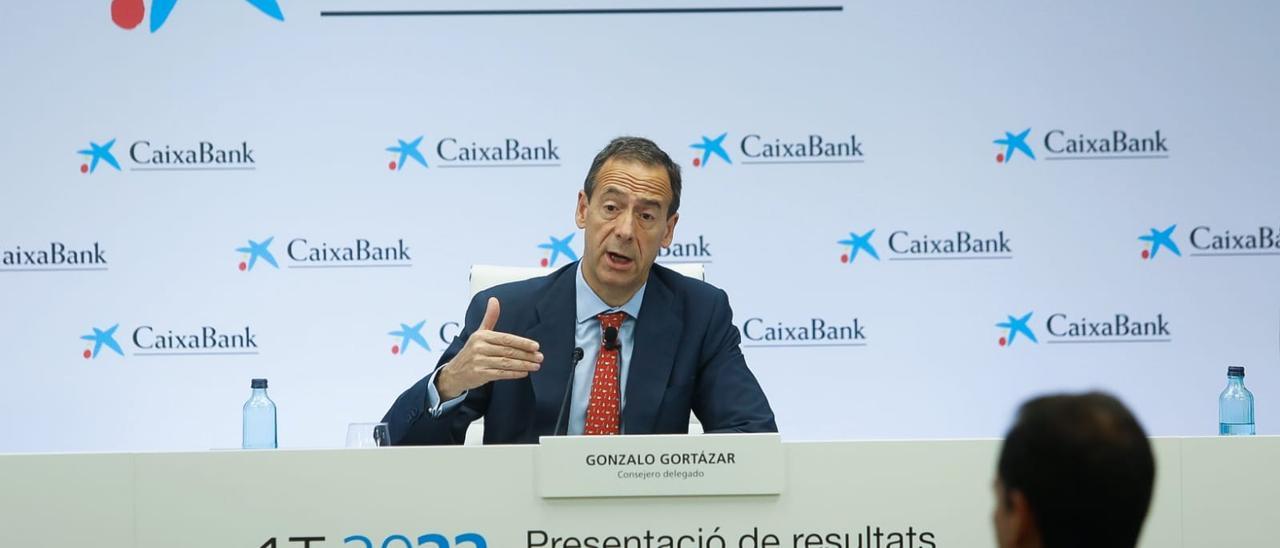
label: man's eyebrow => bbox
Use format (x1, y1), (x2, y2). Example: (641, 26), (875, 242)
(597, 185), (665, 209)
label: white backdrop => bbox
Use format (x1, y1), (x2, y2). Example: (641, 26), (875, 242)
(1, 0), (1277, 452)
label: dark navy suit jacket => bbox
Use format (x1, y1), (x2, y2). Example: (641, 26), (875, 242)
(383, 262), (777, 445)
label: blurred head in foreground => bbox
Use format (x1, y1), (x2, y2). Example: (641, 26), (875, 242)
(993, 392), (1155, 548)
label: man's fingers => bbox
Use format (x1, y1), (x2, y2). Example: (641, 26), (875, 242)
(479, 356), (541, 372)
(476, 340), (543, 363)
(480, 369), (529, 381)
(479, 297), (500, 331)
(483, 331), (540, 353)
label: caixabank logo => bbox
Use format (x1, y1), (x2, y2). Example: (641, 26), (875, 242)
(1136, 223), (1280, 261)
(740, 317), (868, 348)
(536, 233), (579, 268)
(994, 312), (1037, 347)
(386, 320), (460, 355)
(1, 242), (108, 272)
(1138, 225), (1181, 261)
(235, 235), (412, 271)
(688, 132), (864, 167)
(386, 135), (560, 171)
(78, 323), (260, 358)
(80, 325), (124, 359)
(386, 137), (428, 171)
(993, 127), (1168, 163)
(1187, 224), (1280, 258)
(76, 140), (121, 174)
(658, 235), (713, 264)
(77, 137), (257, 174)
(110, 0), (284, 32)
(995, 311), (1172, 347)
(837, 228), (1014, 266)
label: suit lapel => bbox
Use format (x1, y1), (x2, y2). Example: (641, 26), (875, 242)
(623, 270), (682, 434)
(526, 264), (578, 436)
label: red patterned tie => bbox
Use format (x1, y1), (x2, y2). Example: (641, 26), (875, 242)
(584, 312), (627, 435)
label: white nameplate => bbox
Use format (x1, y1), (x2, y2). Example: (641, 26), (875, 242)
(536, 433), (784, 498)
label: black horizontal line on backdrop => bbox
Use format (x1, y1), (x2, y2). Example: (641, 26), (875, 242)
(1189, 252), (1280, 257)
(436, 164), (561, 168)
(320, 6), (843, 17)
(739, 159), (864, 165)
(743, 343), (868, 348)
(887, 256), (1013, 261)
(287, 264), (414, 269)
(1044, 339), (1171, 344)
(0, 267), (109, 272)
(133, 352), (261, 356)
(1042, 155), (1169, 161)
(129, 167), (256, 171)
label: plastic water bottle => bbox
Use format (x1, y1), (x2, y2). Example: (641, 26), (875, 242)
(242, 378), (278, 448)
(1218, 366), (1255, 436)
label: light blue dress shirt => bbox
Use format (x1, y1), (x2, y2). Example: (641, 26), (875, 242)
(426, 262), (644, 435)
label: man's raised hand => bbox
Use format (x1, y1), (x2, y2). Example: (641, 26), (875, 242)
(435, 297), (543, 400)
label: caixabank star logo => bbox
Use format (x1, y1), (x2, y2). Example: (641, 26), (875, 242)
(386, 137), (428, 171)
(1139, 225), (1181, 261)
(688, 131), (864, 167)
(995, 310), (1171, 347)
(81, 324), (124, 359)
(690, 133), (732, 167)
(78, 323), (260, 358)
(77, 139), (121, 174)
(387, 320), (460, 355)
(837, 230), (880, 265)
(110, 0), (284, 32)
(236, 237), (279, 271)
(992, 129), (1035, 164)
(235, 235), (413, 271)
(388, 321), (429, 355)
(993, 127), (1168, 163)
(995, 312), (1037, 347)
(537, 233), (579, 268)
(1135, 223), (1279, 261)
(385, 134), (560, 171)
(77, 137), (257, 173)
(837, 227), (1015, 266)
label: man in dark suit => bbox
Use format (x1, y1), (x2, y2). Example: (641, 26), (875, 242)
(383, 137), (777, 445)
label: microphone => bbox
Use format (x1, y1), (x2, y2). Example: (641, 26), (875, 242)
(603, 326), (620, 351)
(552, 347), (585, 436)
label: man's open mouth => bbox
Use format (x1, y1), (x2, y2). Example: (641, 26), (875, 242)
(605, 251), (634, 267)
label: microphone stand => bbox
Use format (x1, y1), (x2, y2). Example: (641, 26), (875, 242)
(552, 347), (585, 436)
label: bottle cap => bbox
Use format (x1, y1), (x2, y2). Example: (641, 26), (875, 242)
(251, 378), (268, 389)
(1227, 366), (1245, 377)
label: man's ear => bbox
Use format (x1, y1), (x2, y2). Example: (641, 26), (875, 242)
(576, 190), (588, 229)
(661, 212), (679, 248)
(1007, 489), (1042, 547)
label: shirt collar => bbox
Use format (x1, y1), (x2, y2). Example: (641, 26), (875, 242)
(575, 261), (645, 324)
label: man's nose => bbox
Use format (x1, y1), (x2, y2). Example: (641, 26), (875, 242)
(612, 209), (636, 241)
